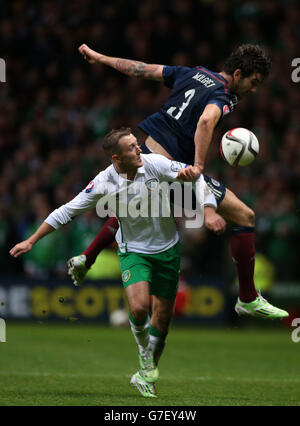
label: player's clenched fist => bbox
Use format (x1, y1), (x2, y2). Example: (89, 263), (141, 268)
(204, 207), (226, 235)
(177, 165), (202, 182)
(78, 44), (102, 64)
(9, 240), (33, 258)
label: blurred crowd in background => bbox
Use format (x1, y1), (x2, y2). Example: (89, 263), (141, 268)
(0, 0), (299, 285)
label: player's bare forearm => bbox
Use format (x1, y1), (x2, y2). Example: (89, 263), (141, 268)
(193, 122), (215, 172)
(9, 222), (55, 258)
(114, 58), (164, 81)
(177, 106), (220, 181)
(28, 222), (55, 245)
(78, 44), (164, 81)
(194, 104), (222, 171)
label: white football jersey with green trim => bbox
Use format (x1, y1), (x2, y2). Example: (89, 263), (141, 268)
(45, 154), (216, 254)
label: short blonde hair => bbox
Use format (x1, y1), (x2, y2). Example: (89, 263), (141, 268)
(102, 127), (132, 157)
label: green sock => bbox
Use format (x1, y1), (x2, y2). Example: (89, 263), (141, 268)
(149, 325), (167, 366)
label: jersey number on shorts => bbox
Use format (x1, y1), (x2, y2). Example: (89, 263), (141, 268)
(166, 89), (195, 120)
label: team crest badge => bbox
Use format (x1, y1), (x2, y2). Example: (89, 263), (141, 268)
(210, 178), (220, 187)
(145, 178), (159, 190)
(122, 270), (131, 282)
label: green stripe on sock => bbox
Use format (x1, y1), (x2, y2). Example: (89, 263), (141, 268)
(149, 324), (167, 339)
(128, 312), (148, 327)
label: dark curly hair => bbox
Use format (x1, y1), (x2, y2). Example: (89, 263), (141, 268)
(222, 44), (271, 78)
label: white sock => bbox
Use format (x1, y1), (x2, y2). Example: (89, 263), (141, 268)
(129, 316), (150, 352)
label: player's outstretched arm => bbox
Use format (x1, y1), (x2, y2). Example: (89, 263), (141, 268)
(78, 44), (164, 81)
(9, 222), (55, 258)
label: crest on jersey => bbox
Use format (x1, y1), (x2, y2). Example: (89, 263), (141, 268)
(171, 161), (183, 172)
(210, 178), (220, 187)
(122, 270), (131, 282)
(145, 178), (159, 190)
(85, 180), (94, 193)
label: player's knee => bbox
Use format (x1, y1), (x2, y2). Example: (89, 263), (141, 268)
(246, 208), (255, 227)
(235, 207), (255, 227)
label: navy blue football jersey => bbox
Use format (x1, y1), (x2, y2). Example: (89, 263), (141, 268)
(139, 65), (238, 164)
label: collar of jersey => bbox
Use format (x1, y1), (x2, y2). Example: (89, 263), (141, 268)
(196, 66), (230, 89)
(216, 72), (229, 86)
(111, 164), (145, 182)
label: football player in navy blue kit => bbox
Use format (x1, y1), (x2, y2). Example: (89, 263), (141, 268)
(68, 43), (287, 320)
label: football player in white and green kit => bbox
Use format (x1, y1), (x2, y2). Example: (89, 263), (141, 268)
(10, 127), (216, 398)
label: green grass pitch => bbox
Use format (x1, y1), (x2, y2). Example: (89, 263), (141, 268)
(0, 321), (299, 406)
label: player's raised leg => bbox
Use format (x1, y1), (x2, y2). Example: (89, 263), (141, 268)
(67, 254), (88, 286)
(83, 216), (119, 268)
(217, 189), (288, 319)
(217, 188), (258, 303)
(67, 216), (119, 286)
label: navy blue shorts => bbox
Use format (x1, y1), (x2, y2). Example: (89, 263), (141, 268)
(203, 175), (226, 206)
